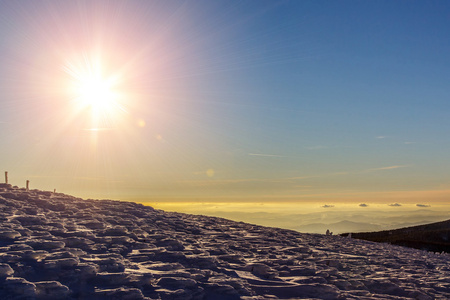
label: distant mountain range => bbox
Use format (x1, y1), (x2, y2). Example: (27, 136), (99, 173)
(296, 220), (383, 234)
(293, 219), (445, 235)
(206, 210), (449, 235)
(342, 219), (450, 253)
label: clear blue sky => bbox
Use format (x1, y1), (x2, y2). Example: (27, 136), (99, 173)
(1, 0), (450, 208)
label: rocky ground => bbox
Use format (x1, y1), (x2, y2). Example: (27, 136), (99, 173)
(0, 183), (449, 299)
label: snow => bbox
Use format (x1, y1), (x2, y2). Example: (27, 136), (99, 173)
(0, 184), (449, 299)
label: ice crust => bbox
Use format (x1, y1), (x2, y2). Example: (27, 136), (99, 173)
(0, 185), (449, 299)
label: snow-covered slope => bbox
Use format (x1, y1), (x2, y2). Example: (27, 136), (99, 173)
(0, 184), (449, 299)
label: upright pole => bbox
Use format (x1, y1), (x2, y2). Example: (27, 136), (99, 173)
(5, 171), (8, 184)
(26, 180), (29, 191)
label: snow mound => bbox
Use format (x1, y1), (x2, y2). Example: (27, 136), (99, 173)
(0, 185), (449, 299)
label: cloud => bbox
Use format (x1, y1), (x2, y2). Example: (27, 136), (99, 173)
(321, 204), (334, 208)
(364, 165), (409, 172)
(359, 203), (368, 207)
(287, 175), (320, 180)
(248, 153), (286, 158)
(416, 204), (431, 207)
(376, 136), (387, 139)
(288, 172), (348, 181)
(388, 203), (402, 207)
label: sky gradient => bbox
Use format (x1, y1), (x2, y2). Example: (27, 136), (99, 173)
(1, 0), (450, 212)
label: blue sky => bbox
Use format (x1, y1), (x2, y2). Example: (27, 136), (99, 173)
(0, 0), (450, 208)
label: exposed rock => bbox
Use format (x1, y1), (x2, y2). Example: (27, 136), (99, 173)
(247, 263), (275, 277)
(5, 277), (36, 297)
(157, 276), (197, 289)
(0, 263), (14, 277)
(94, 287), (145, 300)
(0, 230), (21, 240)
(35, 281), (70, 299)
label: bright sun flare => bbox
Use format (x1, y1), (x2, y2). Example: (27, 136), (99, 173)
(65, 57), (124, 128)
(76, 74), (116, 111)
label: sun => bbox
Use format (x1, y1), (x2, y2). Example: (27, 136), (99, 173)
(76, 74), (116, 112)
(64, 56), (124, 128)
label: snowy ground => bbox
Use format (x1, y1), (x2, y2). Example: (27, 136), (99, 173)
(0, 184), (449, 299)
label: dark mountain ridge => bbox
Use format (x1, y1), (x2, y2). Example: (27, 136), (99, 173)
(342, 219), (450, 253)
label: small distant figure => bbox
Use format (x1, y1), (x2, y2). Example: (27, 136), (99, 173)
(347, 233), (352, 238)
(326, 229), (333, 236)
(54, 189), (56, 193)
(5, 171), (8, 184)
(26, 180), (29, 191)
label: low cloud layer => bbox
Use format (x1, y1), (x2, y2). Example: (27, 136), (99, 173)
(321, 204), (335, 208)
(248, 153), (286, 158)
